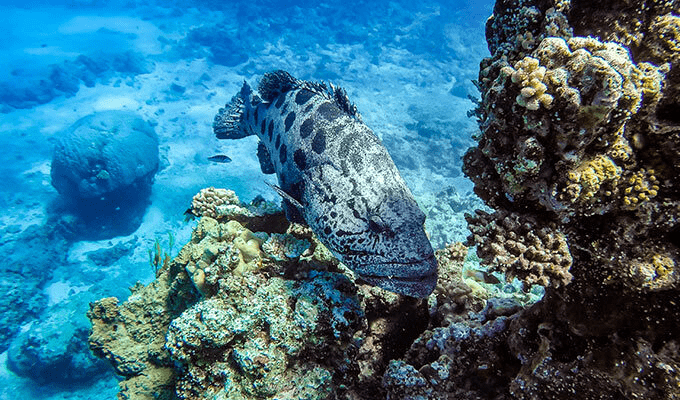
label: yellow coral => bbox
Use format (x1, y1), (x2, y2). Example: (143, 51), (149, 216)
(621, 169), (660, 209)
(606, 133), (633, 163)
(647, 14), (680, 63)
(628, 245), (678, 291)
(508, 56), (555, 111)
(564, 155), (621, 203)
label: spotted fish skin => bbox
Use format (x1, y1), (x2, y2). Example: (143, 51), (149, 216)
(213, 70), (437, 297)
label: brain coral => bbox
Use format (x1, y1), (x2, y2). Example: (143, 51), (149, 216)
(51, 110), (159, 199)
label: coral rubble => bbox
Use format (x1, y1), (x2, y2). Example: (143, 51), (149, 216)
(384, 0), (680, 398)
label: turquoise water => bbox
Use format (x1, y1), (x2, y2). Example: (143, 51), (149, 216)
(0, 0), (492, 398)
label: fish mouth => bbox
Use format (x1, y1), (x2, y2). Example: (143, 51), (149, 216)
(356, 255), (438, 298)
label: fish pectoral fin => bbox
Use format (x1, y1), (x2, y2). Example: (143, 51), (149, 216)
(266, 182), (306, 224)
(266, 182), (304, 210)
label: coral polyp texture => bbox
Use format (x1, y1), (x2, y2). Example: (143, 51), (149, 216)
(385, 0), (680, 399)
(466, 210), (573, 288)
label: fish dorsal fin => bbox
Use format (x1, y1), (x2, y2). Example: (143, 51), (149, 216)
(297, 80), (362, 122)
(258, 70), (300, 102)
(326, 83), (361, 121)
(257, 70), (361, 121)
(257, 141), (276, 174)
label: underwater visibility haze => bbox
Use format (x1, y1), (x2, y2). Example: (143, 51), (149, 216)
(1, 0), (679, 399)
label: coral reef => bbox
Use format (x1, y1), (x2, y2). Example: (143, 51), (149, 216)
(0, 224), (69, 351)
(88, 189), (431, 399)
(0, 52), (150, 113)
(384, 0), (680, 398)
(465, 0), (680, 293)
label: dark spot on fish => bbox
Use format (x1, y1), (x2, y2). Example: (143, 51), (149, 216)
(284, 112), (296, 132)
(275, 133), (281, 149)
(330, 211), (337, 218)
(280, 102), (288, 115)
(352, 210), (361, 219)
(295, 90), (315, 105)
(318, 102), (341, 120)
(312, 130), (326, 154)
(261, 120), (266, 135)
(254, 107), (259, 122)
(304, 103), (314, 113)
(275, 94), (286, 108)
(324, 226), (332, 235)
(293, 149), (306, 170)
(268, 120), (274, 140)
(279, 143), (287, 164)
(289, 180), (304, 202)
(300, 118), (314, 139)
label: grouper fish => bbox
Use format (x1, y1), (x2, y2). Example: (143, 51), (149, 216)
(213, 70), (437, 298)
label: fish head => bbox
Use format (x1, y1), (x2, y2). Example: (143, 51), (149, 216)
(310, 186), (438, 298)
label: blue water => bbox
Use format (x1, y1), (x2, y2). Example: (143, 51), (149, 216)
(0, 0), (492, 398)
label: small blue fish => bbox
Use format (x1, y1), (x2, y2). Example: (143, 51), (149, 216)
(208, 154), (232, 163)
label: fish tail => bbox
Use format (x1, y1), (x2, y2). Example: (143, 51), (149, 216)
(213, 81), (257, 140)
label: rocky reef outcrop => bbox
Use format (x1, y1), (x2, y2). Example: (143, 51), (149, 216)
(88, 190), (434, 399)
(384, 0), (680, 398)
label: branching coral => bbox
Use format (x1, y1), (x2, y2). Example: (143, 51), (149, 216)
(502, 56), (554, 110)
